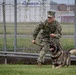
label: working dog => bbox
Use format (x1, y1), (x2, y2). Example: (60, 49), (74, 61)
(35, 41), (76, 68)
(49, 42), (76, 68)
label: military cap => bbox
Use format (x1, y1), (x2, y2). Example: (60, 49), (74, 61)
(47, 11), (55, 17)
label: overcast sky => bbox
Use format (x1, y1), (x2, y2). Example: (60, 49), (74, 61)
(53, 0), (74, 4)
(0, 0), (75, 5)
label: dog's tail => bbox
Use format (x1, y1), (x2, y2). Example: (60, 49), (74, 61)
(69, 48), (76, 55)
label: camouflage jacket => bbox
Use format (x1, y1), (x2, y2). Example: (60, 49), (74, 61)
(33, 20), (62, 40)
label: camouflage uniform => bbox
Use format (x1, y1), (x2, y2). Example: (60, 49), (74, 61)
(33, 11), (62, 63)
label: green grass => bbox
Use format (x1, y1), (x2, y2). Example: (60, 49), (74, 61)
(0, 22), (75, 35)
(0, 37), (32, 48)
(0, 22), (75, 51)
(0, 65), (76, 75)
(0, 22), (37, 35)
(61, 23), (74, 35)
(60, 38), (74, 50)
(0, 37), (75, 51)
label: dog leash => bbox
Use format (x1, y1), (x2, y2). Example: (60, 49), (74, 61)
(34, 42), (44, 47)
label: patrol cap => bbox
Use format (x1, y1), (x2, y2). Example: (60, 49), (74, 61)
(47, 11), (55, 18)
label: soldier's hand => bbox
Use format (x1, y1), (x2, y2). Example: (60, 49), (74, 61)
(50, 33), (56, 38)
(32, 40), (36, 44)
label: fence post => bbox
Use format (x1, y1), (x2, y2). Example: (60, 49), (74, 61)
(2, 0), (7, 64)
(14, 0), (17, 52)
(74, 0), (76, 48)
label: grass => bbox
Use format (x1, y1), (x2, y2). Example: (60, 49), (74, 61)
(60, 38), (74, 50)
(0, 22), (37, 35)
(0, 37), (75, 51)
(61, 23), (74, 35)
(0, 22), (75, 35)
(0, 22), (75, 51)
(0, 65), (76, 75)
(0, 37), (32, 47)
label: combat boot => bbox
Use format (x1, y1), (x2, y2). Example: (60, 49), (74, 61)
(38, 62), (42, 67)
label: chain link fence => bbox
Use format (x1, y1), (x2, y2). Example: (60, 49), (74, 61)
(0, 0), (75, 64)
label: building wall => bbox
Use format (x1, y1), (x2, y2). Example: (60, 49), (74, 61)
(57, 11), (74, 23)
(61, 16), (74, 23)
(0, 1), (74, 23)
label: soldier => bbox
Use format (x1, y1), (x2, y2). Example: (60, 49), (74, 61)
(32, 11), (62, 67)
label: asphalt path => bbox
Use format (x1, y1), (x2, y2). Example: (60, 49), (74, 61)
(0, 34), (74, 38)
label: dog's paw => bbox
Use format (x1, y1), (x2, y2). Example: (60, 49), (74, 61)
(52, 65), (55, 68)
(55, 65), (62, 68)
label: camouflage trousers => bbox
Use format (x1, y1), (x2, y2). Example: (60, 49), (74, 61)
(37, 38), (61, 63)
